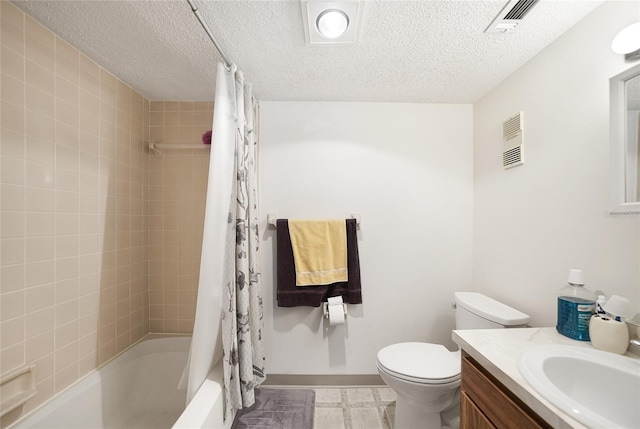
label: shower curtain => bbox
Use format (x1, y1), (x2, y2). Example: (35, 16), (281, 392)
(185, 62), (265, 416)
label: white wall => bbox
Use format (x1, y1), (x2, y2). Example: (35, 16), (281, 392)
(259, 102), (473, 374)
(473, 1), (640, 328)
(626, 110), (639, 202)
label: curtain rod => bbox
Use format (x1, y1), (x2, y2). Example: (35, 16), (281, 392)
(186, 0), (233, 70)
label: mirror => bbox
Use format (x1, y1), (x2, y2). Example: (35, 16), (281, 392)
(610, 63), (640, 214)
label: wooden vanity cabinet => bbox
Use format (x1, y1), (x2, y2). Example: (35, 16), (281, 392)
(460, 352), (552, 429)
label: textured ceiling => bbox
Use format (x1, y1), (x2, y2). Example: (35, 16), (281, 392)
(12, 0), (604, 103)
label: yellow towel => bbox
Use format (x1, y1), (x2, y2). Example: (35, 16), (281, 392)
(288, 220), (348, 286)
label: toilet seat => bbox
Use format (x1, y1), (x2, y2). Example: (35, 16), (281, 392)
(377, 342), (461, 385)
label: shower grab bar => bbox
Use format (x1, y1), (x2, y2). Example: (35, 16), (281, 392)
(148, 142), (211, 157)
(267, 213), (361, 229)
(149, 142), (211, 150)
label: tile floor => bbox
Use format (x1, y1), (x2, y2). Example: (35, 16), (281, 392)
(313, 387), (396, 429)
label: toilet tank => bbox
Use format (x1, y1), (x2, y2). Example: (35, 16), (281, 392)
(454, 292), (529, 330)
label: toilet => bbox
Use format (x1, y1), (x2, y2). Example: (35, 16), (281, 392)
(376, 292), (530, 429)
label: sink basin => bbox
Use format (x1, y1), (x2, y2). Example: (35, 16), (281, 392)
(518, 345), (640, 429)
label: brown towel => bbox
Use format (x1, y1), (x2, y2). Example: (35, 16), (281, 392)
(277, 219), (362, 307)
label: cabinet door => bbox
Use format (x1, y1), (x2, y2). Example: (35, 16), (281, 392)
(461, 391), (497, 429)
(461, 353), (551, 429)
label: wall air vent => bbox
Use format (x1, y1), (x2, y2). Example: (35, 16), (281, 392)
(502, 112), (524, 169)
(485, 0), (540, 33)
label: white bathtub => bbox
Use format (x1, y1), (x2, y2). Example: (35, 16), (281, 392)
(9, 336), (228, 429)
(172, 362), (228, 429)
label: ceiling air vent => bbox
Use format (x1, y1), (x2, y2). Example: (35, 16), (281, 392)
(485, 0), (540, 33)
(502, 112), (524, 169)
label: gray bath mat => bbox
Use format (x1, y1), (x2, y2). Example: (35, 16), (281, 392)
(231, 388), (315, 429)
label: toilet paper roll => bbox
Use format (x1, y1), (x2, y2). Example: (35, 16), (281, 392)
(589, 315), (629, 354)
(327, 296), (343, 306)
(328, 304), (345, 326)
(327, 296), (345, 326)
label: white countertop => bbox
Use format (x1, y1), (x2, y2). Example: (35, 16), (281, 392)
(452, 327), (639, 429)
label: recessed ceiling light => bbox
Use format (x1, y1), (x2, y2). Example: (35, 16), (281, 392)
(316, 9), (349, 39)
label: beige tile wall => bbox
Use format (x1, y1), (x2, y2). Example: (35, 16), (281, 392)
(0, 2), (149, 423)
(148, 101), (211, 333)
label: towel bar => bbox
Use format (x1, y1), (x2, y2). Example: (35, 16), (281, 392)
(267, 213), (361, 229)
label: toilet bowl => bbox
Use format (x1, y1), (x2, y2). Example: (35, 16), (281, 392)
(376, 342), (461, 429)
(377, 292), (530, 429)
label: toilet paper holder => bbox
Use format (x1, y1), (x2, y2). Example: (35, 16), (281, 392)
(322, 302), (348, 318)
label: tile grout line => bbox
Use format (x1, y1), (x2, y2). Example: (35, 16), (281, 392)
(312, 387), (395, 429)
(341, 388), (352, 429)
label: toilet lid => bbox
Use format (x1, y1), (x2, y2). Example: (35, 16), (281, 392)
(377, 342), (461, 384)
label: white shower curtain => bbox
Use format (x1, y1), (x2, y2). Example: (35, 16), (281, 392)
(185, 62), (265, 416)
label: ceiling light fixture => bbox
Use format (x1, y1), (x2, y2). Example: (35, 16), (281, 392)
(612, 2), (640, 62)
(316, 9), (349, 39)
(301, 0), (363, 45)
(612, 22), (640, 61)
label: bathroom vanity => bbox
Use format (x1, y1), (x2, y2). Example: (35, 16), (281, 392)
(460, 352), (550, 429)
(453, 327), (639, 429)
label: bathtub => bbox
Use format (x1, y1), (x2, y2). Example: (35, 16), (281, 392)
(10, 336), (228, 429)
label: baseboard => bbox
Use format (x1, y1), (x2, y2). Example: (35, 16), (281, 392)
(262, 374), (385, 387)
